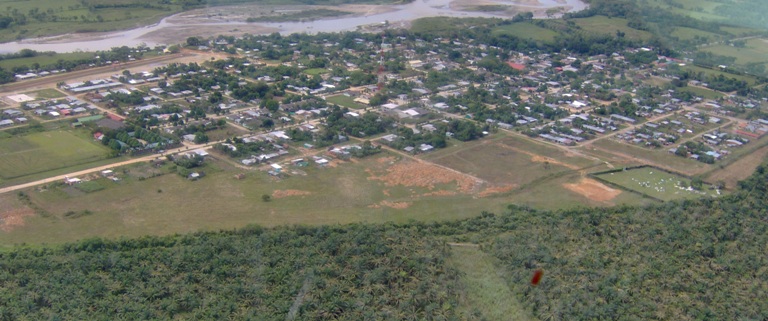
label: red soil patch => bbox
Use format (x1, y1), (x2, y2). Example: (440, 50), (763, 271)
(272, 189), (313, 199)
(563, 178), (621, 202)
(0, 208), (35, 232)
(368, 161), (480, 193)
(477, 184), (518, 198)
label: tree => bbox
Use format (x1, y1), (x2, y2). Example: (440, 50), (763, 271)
(193, 132), (209, 144)
(186, 37), (201, 47)
(262, 194), (271, 202)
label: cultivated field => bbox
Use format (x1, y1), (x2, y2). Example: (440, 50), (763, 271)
(595, 167), (720, 201)
(0, 130), (110, 179)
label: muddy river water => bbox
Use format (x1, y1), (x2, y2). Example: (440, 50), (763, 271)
(0, 0), (586, 53)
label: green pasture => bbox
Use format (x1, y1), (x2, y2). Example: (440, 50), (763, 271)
(720, 26), (762, 37)
(0, 130), (109, 179)
(326, 94), (367, 109)
(595, 167), (720, 201)
(670, 27), (721, 41)
(573, 16), (654, 41)
(702, 38), (768, 65)
(0, 152), (512, 244)
(680, 64), (759, 85)
(491, 22), (559, 43)
(302, 68), (329, 76)
(644, 0), (726, 21)
(0, 52), (94, 70)
(678, 85), (725, 99)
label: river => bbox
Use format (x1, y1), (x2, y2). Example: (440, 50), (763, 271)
(0, 0), (586, 54)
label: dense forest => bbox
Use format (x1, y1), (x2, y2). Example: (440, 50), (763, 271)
(2, 160), (768, 319)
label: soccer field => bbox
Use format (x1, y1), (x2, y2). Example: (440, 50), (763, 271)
(0, 130), (109, 179)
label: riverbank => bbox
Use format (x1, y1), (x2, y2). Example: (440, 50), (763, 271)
(0, 0), (586, 53)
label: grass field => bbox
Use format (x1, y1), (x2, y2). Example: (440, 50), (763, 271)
(0, 152), (517, 245)
(302, 68), (329, 76)
(326, 94), (367, 109)
(23, 88), (67, 100)
(491, 22), (559, 43)
(720, 26), (761, 37)
(595, 167), (720, 201)
(670, 27), (721, 41)
(702, 38), (768, 65)
(680, 64), (759, 86)
(449, 245), (537, 321)
(678, 85), (725, 99)
(0, 52), (94, 70)
(0, 130), (110, 179)
(572, 16), (654, 41)
(591, 139), (712, 175)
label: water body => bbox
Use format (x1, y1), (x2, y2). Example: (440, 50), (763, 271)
(0, 0), (586, 54)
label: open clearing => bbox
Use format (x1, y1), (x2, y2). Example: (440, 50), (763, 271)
(0, 130), (110, 179)
(595, 167), (720, 201)
(563, 178), (621, 203)
(573, 16), (654, 41)
(706, 144), (768, 189)
(0, 152), (515, 245)
(449, 245), (537, 321)
(591, 139), (711, 176)
(326, 94), (367, 109)
(702, 38), (768, 65)
(492, 22), (559, 43)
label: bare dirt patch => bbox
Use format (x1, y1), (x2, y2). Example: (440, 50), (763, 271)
(272, 189), (313, 199)
(0, 208), (35, 232)
(563, 178), (621, 202)
(477, 184), (518, 198)
(368, 160), (481, 193)
(368, 200), (412, 209)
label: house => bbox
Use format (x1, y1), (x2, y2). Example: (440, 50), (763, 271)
(0, 119), (14, 127)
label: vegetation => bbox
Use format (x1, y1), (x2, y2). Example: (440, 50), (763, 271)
(2, 159), (768, 319)
(0, 130), (110, 179)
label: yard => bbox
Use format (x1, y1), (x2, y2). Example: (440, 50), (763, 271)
(594, 167), (720, 201)
(0, 130), (110, 180)
(326, 94), (367, 109)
